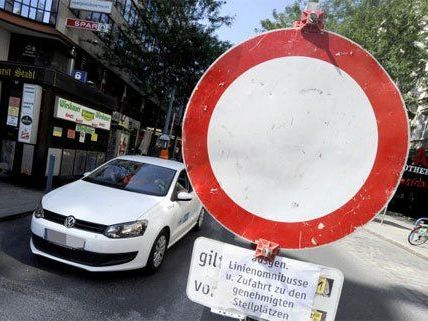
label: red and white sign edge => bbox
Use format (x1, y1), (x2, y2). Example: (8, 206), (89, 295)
(182, 28), (409, 249)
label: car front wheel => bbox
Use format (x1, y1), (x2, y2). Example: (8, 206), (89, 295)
(146, 230), (168, 273)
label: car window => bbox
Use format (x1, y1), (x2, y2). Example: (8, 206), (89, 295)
(83, 159), (176, 196)
(177, 170), (192, 193)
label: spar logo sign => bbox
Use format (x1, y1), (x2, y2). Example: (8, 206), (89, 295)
(65, 18), (110, 33)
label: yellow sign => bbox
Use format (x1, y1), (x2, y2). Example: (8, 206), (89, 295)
(0, 68), (12, 76)
(53, 127), (63, 137)
(8, 106), (19, 117)
(14, 68), (35, 80)
(316, 277), (332, 297)
(82, 109), (95, 121)
(91, 133), (98, 142)
(0, 68), (35, 80)
(311, 310), (326, 321)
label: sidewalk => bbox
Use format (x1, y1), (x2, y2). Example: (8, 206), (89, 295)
(364, 211), (428, 261)
(0, 181), (44, 221)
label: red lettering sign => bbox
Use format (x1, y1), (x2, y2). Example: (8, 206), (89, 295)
(65, 18), (99, 31)
(412, 148), (428, 167)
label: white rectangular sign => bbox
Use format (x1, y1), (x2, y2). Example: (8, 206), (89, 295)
(69, 0), (112, 14)
(54, 96), (111, 131)
(18, 84), (42, 144)
(187, 237), (344, 321)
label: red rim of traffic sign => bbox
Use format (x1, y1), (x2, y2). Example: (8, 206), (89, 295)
(182, 29), (409, 249)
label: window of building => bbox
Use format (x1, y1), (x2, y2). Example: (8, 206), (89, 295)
(115, 0), (140, 27)
(0, 0), (58, 24)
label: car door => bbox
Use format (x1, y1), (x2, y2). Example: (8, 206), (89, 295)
(171, 170), (199, 239)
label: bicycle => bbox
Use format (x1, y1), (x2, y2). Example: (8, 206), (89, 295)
(408, 217), (428, 246)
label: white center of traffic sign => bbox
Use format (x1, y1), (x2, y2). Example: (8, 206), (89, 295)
(207, 56), (378, 222)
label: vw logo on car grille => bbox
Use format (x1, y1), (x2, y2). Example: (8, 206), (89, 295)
(64, 216), (76, 228)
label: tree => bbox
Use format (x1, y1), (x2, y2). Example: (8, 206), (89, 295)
(258, 0), (428, 113)
(102, 0), (232, 113)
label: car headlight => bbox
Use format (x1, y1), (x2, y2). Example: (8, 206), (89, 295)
(104, 220), (148, 238)
(34, 202), (44, 218)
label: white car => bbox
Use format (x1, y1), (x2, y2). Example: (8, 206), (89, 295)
(30, 156), (204, 272)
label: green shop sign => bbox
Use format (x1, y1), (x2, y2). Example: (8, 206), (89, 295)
(76, 124), (95, 134)
(54, 97), (111, 131)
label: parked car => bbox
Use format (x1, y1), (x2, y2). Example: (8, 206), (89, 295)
(30, 156), (204, 272)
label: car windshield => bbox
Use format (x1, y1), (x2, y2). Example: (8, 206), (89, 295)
(83, 159), (176, 197)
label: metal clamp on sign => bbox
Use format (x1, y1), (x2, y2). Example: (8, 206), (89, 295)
(254, 238), (280, 261)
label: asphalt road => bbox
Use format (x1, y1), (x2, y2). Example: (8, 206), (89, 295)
(0, 214), (427, 321)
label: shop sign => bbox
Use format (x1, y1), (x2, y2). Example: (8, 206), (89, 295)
(54, 97), (111, 131)
(69, 0), (113, 14)
(65, 18), (110, 33)
(76, 124), (95, 135)
(0, 65), (39, 81)
(18, 84), (42, 144)
(6, 97), (21, 127)
(399, 148), (428, 189)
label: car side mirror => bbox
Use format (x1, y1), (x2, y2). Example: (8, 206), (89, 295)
(176, 191), (193, 202)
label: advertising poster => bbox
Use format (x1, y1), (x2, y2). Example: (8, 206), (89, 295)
(18, 84), (42, 144)
(67, 129), (76, 139)
(6, 97), (20, 127)
(53, 127), (63, 137)
(79, 132), (86, 143)
(116, 131), (130, 156)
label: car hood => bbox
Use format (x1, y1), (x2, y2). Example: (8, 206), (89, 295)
(42, 180), (163, 225)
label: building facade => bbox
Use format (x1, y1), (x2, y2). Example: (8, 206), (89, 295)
(0, 0), (164, 183)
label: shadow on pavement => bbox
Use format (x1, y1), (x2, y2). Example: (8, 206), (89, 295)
(373, 218), (413, 231)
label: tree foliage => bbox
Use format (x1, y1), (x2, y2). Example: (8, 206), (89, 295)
(258, 0), (428, 113)
(102, 0), (232, 109)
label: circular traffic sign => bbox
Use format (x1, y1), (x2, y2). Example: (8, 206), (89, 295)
(182, 29), (408, 249)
